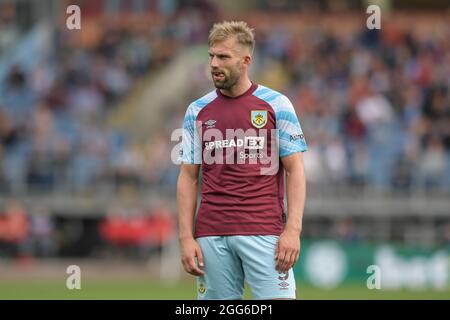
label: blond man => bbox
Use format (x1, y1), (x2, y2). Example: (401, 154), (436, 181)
(177, 21), (307, 300)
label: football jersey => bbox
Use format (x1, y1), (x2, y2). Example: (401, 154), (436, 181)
(180, 83), (307, 238)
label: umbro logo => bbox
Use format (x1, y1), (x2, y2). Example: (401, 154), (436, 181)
(205, 119), (216, 128)
(278, 281), (289, 289)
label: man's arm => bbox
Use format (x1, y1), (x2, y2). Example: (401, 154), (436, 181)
(276, 152), (306, 272)
(177, 163), (204, 276)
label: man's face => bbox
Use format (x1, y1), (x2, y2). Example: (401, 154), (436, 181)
(208, 37), (248, 90)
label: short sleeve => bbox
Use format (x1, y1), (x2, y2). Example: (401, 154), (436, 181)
(276, 95), (308, 157)
(179, 104), (202, 164)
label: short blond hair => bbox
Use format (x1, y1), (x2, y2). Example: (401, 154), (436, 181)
(208, 21), (255, 53)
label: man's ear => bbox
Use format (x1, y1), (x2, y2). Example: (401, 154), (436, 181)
(243, 54), (252, 67)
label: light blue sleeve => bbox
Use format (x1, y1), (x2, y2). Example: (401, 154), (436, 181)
(179, 103), (202, 164)
(275, 95), (308, 157)
(178, 90), (217, 164)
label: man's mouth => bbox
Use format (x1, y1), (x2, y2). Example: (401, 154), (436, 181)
(212, 71), (225, 81)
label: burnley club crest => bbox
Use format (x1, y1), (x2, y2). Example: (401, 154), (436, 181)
(251, 110), (268, 128)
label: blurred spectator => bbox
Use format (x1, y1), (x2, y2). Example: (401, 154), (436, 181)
(27, 206), (57, 257)
(0, 201), (29, 258)
(414, 135), (447, 191)
(0, 2), (20, 55)
(443, 223), (450, 248)
(335, 217), (360, 243)
(356, 87), (397, 189)
(112, 142), (146, 188)
(99, 204), (176, 259)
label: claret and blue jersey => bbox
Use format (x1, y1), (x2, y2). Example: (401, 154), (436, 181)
(180, 83), (307, 238)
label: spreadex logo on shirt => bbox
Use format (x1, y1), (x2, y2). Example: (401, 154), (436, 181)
(204, 137), (265, 151)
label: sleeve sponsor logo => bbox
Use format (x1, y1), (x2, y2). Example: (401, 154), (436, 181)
(289, 133), (304, 142)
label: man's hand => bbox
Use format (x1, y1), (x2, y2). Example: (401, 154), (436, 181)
(275, 228), (300, 272)
(180, 237), (205, 276)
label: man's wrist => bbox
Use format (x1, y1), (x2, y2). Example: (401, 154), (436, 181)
(179, 234), (194, 241)
(284, 224), (302, 235)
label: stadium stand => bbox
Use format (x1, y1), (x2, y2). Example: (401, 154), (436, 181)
(0, 0), (449, 260)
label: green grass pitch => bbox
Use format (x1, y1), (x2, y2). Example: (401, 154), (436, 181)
(0, 279), (448, 300)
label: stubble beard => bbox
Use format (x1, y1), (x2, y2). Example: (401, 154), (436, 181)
(212, 65), (241, 90)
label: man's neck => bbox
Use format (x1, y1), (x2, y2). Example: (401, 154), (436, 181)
(220, 78), (252, 98)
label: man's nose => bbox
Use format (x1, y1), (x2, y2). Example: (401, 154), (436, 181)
(210, 56), (219, 69)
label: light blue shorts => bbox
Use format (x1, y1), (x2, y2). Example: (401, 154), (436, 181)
(196, 235), (296, 300)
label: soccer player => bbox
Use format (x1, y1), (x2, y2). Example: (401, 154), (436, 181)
(177, 21), (307, 300)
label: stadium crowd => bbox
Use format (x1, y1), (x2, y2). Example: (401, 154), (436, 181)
(249, 15), (450, 193)
(0, 0), (217, 195)
(1, 4), (449, 197)
(0, 199), (176, 259)
(0, 0), (214, 259)
(0, 1), (449, 260)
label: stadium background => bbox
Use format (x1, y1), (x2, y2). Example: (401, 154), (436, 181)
(0, 0), (449, 299)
